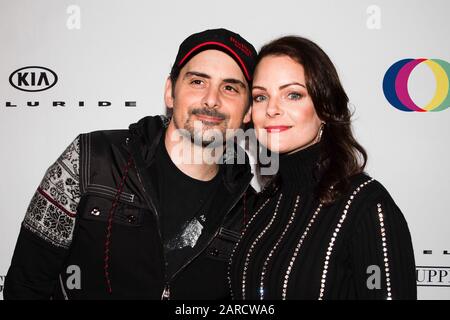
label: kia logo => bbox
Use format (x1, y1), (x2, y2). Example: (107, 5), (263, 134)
(9, 66), (58, 92)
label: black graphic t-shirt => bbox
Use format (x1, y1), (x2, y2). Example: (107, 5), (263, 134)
(148, 136), (222, 278)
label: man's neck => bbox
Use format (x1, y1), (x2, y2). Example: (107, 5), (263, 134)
(164, 122), (221, 182)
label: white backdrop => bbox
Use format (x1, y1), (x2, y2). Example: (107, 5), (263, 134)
(0, 0), (449, 299)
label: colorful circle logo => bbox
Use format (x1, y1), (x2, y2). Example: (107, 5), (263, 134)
(383, 58), (450, 112)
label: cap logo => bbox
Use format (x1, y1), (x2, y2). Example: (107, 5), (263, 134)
(229, 36), (253, 57)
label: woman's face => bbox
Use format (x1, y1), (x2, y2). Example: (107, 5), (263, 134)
(251, 55), (322, 154)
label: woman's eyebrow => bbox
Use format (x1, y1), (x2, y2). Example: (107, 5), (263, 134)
(252, 82), (306, 91)
(252, 85), (266, 91)
(279, 82), (306, 89)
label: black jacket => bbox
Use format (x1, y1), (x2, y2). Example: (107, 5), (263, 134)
(5, 115), (254, 299)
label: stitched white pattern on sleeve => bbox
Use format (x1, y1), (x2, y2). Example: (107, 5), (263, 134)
(22, 136), (81, 249)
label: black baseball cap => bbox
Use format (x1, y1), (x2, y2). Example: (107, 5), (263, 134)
(173, 28), (257, 82)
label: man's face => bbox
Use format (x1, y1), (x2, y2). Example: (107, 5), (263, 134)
(165, 49), (251, 147)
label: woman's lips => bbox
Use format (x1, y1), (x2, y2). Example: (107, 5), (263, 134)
(264, 126), (292, 133)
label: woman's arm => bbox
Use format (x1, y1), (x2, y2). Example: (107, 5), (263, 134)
(349, 183), (417, 299)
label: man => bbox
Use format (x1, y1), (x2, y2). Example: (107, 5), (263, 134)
(4, 28), (257, 299)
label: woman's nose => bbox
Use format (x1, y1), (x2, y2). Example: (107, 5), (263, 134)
(266, 98), (283, 117)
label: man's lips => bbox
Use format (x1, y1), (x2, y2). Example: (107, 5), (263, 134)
(195, 114), (224, 123)
(264, 126), (292, 133)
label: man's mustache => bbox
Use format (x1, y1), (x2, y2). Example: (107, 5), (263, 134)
(191, 108), (227, 121)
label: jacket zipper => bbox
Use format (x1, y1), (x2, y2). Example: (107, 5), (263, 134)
(133, 164), (170, 299)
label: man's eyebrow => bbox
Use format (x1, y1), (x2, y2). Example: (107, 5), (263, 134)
(184, 72), (247, 89)
(223, 78), (247, 89)
(183, 71), (211, 79)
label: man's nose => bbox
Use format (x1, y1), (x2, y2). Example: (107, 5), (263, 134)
(202, 86), (220, 109)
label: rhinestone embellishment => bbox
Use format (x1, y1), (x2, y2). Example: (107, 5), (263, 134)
(227, 196), (272, 299)
(318, 178), (374, 299)
(377, 203), (392, 300)
(281, 201), (323, 300)
(260, 195), (300, 300)
(241, 194), (283, 299)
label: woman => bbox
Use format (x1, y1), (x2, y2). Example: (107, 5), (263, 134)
(229, 36), (416, 299)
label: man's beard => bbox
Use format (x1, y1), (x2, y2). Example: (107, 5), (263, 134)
(175, 107), (230, 148)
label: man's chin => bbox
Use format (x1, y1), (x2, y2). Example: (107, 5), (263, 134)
(190, 134), (225, 149)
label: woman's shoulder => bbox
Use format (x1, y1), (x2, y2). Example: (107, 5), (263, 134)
(343, 172), (407, 228)
(345, 172), (395, 204)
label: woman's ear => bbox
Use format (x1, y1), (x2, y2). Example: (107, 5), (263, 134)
(164, 77), (174, 109)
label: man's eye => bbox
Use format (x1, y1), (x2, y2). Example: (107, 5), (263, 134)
(253, 95), (266, 103)
(191, 79), (204, 85)
(224, 85), (238, 93)
(288, 92), (302, 100)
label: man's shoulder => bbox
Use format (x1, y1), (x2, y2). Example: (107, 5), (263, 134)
(80, 115), (169, 145)
(82, 128), (129, 144)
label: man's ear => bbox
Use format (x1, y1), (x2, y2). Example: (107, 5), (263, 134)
(243, 105), (252, 124)
(164, 77), (174, 109)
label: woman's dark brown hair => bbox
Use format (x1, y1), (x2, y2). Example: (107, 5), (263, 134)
(257, 36), (367, 204)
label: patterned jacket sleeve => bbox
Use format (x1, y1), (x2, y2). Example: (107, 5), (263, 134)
(4, 136), (81, 299)
(349, 183), (417, 299)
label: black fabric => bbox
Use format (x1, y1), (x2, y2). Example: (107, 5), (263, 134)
(5, 115), (254, 299)
(4, 227), (68, 299)
(230, 143), (417, 300)
(148, 136), (222, 278)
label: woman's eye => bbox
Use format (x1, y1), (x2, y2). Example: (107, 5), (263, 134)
(253, 95), (266, 103)
(288, 92), (302, 100)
